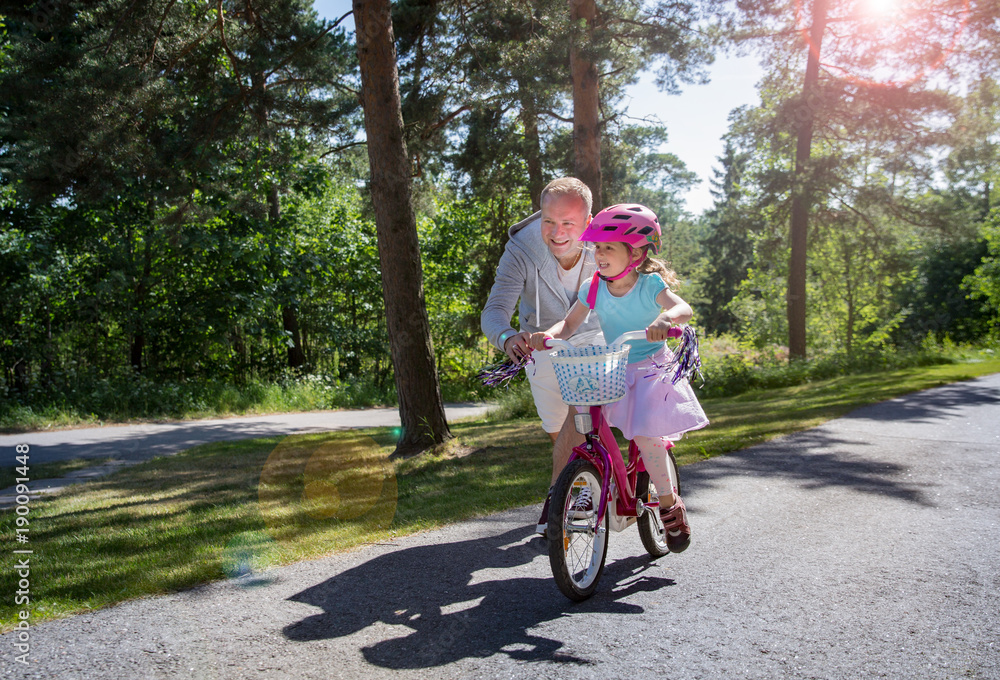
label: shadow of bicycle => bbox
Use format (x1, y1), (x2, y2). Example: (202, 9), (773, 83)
(283, 524), (675, 668)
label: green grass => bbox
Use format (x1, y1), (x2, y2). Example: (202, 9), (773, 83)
(1, 358), (998, 632)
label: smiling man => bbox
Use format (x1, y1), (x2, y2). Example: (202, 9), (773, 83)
(481, 177), (604, 535)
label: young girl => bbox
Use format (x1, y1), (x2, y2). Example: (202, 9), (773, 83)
(528, 203), (709, 552)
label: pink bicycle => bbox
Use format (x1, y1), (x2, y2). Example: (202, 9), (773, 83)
(543, 328), (686, 601)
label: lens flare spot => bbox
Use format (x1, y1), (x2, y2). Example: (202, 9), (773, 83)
(222, 531), (276, 582)
(303, 480), (341, 519)
(258, 432), (398, 544)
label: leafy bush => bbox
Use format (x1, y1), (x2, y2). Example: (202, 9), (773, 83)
(0, 367), (399, 430)
(694, 335), (978, 399)
(483, 380), (537, 422)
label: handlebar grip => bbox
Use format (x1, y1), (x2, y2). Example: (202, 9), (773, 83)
(543, 338), (574, 350)
(611, 326), (683, 345)
(612, 330), (648, 344)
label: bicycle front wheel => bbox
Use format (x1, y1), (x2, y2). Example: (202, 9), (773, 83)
(548, 458), (609, 601)
(637, 449), (681, 558)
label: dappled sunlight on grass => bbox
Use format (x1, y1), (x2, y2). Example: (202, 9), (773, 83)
(258, 432), (398, 541)
(0, 424), (553, 631)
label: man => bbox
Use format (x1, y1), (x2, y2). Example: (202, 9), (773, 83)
(481, 177), (604, 534)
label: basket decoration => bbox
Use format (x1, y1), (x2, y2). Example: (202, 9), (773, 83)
(550, 343), (631, 406)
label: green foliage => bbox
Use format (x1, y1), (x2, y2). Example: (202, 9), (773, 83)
(727, 265), (789, 349)
(964, 209), (1000, 336)
(0, 0), (359, 205)
(0, 367), (397, 430)
(699, 142), (759, 334)
(894, 236), (993, 344)
(1, 0), (998, 426)
(483, 380), (538, 423)
(695, 336), (979, 400)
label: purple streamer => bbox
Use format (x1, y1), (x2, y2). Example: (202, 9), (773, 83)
(645, 325), (705, 389)
(478, 353), (534, 389)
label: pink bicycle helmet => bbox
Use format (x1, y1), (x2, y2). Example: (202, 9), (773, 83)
(579, 203), (662, 255)
(579, 204), (663, 304)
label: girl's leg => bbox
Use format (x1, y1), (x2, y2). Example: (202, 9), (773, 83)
(633, 435), (677, 505)
(634, 435), (691, 553)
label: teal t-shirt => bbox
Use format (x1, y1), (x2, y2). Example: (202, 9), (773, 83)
(578, 273), (667, 363)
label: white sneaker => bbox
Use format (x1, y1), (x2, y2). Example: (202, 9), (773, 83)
(570, 485), (594, 520)
(536, 489), (552, 536)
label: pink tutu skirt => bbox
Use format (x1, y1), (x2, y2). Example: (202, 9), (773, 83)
(600, 349), (709, 441)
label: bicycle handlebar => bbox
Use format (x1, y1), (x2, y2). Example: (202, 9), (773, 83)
(542, 326), (683, 350)
(542, 338), (575, 351)
(611, 327), (683, 345)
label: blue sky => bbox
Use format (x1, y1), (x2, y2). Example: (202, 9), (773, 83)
(312, 1), (762, 215)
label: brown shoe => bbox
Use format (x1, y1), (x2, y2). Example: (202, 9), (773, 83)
(660, 494), (691, 553)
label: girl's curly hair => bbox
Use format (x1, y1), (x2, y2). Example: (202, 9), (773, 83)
(635, 245), (680, 288)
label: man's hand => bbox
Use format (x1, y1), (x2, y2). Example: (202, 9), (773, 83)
(503, 331), (533, 362)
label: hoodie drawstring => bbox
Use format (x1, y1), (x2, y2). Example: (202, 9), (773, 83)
(535, 269), (541, 328)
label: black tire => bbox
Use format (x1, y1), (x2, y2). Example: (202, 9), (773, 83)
(547, 458), (609, 601)
(637, 450), (680, 558)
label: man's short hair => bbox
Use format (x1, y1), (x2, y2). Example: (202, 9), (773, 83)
(540, 177), (593, 215)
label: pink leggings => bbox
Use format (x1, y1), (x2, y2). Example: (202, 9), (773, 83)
(634, 435), (677, 502)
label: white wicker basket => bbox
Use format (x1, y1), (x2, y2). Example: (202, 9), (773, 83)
(550, 343), (631, 406)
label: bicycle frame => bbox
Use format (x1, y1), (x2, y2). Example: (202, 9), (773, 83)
(566, 405), (661, 531)
(544, 326), (684, 532)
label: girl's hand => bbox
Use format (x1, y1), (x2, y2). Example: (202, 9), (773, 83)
(646, 316), (675, 342)
(528, 332), (553, 351)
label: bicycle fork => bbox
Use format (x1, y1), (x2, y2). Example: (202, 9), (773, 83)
(568, 406), (658, 532)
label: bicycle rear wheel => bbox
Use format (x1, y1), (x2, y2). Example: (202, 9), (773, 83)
(637, 449), (681, 558)
(548, 458), (609, 601)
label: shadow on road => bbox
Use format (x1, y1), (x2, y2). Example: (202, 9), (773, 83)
(284, 523), (674, 668)
(840, 379), (1000, 424)
(683, 425), (934, 507)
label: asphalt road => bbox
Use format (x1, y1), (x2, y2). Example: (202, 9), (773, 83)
(3, 375), (1000, 679)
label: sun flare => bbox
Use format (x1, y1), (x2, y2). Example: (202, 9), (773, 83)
(864, 0), (898, 16)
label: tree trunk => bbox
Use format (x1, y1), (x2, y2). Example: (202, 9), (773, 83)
(232, 325), (247, 384)
(264, 142), (307, 370)
(518, 79), (544, 211)
(570, 0), (601, 208)
(270, 182), (306, 370)
(353, 0), (451, 456)
(843, 233), (855, 353)
(12, 360), (28, 394)
(130, 332), (145, 372)
(787, 0), (829, 361)
(282, 305), (307, 369)
(131, 224), (154, 373)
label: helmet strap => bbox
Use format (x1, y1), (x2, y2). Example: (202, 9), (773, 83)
(588, 249), (646, 309)
(597, 248), (646, 281)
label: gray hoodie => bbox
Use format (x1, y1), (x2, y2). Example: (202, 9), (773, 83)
(481, 211), (603, 350)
